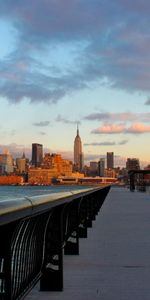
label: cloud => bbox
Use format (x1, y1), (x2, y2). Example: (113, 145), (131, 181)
(84, 139), (129, 146)
(0, 1), (150, 103)
(84, 141), (116, 146)
(92, 123), (125, 134)
(84, 112), (150, 122)
(126, 123), (150, 134)
(56, 115), (81, 124)
(118, 139), (128, 145)
(84, 112), (131, 121)
(0, 143), (30, 158)
(39, 132), (46, 136)
(92, 122), (150, 134)
(33, 121), (50, 127)
(0, 143), (73, 161)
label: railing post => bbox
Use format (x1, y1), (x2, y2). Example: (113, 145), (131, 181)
(64, 201), (79, 255)
(40, 206), (64, 291)
(130, 173), (135, 191)
(78, 223), (87, 238)
(78, 197), (88, 238)
(0, 224), (15, 300)
(86, 197), (93, 228)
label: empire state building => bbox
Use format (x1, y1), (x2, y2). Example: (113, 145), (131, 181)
(74, 126), (83, 171)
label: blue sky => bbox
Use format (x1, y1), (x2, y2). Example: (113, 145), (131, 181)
(0, 0), (150, 167)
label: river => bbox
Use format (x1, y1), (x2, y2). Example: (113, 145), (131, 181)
(0, 185), (93, 201)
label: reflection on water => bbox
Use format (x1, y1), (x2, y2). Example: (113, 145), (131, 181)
(0, 185), (92, 201)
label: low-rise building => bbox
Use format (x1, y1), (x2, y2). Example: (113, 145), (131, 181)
(104, 168), (116, 178)
(0, 175), (24, 185)
(28, 168), (57, 185)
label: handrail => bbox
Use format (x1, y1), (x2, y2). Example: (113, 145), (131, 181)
(0, 187), (102, 225)
(0, 185), (110, 300)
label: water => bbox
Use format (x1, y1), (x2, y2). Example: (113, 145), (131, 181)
(0, 185), (92, 201)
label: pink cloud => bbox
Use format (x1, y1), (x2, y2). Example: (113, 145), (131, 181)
(92, 122), (150, 134)
(126, 123), (150, 134)
(92, 123), (125, 134)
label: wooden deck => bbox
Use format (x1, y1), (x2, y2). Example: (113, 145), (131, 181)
(26, 187), (150, 300)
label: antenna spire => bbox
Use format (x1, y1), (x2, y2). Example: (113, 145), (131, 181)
(77, 122), (79, 135)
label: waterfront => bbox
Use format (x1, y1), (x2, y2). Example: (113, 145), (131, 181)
(1, 184), (150, 202)
(0, 185), (93, 201)
(26, 187), (150, 300)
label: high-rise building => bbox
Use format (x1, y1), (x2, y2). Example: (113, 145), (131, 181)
(74, 126), (83, 171)
(0, 150), (14, 174)
(126, 158), (140, 171)
(98, 158), (105, 177)
(107, 152), (114, 169)
(32, 143), (43, 167)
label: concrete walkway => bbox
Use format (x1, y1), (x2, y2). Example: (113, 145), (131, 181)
(26, 187), (150, 300)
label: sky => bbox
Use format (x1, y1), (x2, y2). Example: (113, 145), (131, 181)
(0, 0), (150, 167)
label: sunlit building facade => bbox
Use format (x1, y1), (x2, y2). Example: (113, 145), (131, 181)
(29, 153), (73, 184)
(0, 150), (14, 175)
(16, 158), (26, 173)
(42, 153), (72, 176)
(28, 168), (57, 185)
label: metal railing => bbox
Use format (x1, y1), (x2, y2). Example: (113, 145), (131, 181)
(0, 185), (110, 299)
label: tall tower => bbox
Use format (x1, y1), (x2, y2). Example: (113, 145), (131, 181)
(107, 152), (114, 169)
(32, 143), (43, 167)
(74, 125), (83, 171)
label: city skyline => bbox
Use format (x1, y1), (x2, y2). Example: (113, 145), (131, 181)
(0, 1), (150, 167)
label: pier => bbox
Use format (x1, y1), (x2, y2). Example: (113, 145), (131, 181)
(0, 186), (110, 300)
(1, 185), (150, 299)
(27, 186), (150, 300)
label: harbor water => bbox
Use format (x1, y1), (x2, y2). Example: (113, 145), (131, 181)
(0, 185), (92, 201)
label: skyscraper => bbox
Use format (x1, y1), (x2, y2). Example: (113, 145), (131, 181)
(74, 126), (83, 171)
(107, 152), (114, 169)
(98, 158), (105, 177)
(32, 143), (43, 167)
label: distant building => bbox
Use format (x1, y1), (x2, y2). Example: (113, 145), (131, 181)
(32, 143), (43, 167)
(28, 153), (73, 184)
(126, 158), (140, 171)
(16, 157), (26, 173)
(104, 168), (116, 178)
(28, 168), (56, 185)
(0, 175), (24, 185)
(74, 126), (83, 171)
(42, 153), (73, 176)
(98, 158), (105, 177)
(0, 150), (14, 175)
(89, 161), (98, 176)
(107, 152), (114, 169)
